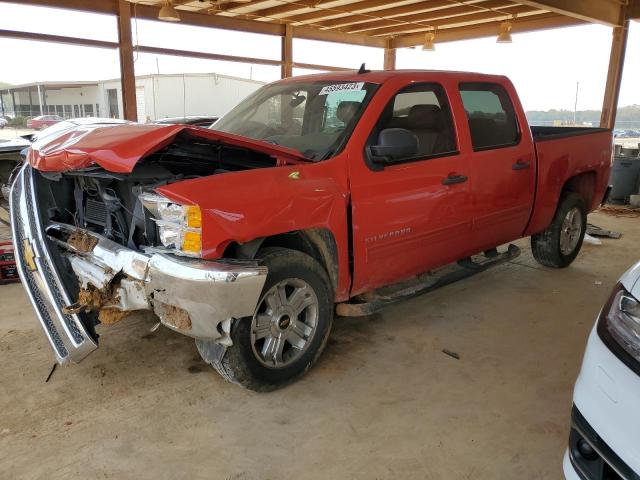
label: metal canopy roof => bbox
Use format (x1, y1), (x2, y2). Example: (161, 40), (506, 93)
(123, 0), (631, 48)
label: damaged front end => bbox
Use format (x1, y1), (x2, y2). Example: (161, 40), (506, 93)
(11, 161), (267, 364)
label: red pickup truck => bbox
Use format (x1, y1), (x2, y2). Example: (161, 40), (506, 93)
(11, 70), (612, 391)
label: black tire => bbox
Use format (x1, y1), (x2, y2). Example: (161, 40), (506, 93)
(198, 247), (334, 392)
(531, 192), (587, 268)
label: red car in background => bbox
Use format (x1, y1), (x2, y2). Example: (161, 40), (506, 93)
(26, 115), (63, 130)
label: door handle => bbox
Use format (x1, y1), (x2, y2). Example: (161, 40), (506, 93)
(512, 159), (531, 170)
(442, 174), (468, 185)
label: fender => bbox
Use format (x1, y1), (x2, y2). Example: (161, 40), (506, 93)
(158, 162), (352, 301)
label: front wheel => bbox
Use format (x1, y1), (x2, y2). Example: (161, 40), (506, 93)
(531, 192), (587, 268)
(198, 248), (334, 391)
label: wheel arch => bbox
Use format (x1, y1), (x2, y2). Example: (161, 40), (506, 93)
(223, 228), (340, 295)
(562, 171), (597, 210)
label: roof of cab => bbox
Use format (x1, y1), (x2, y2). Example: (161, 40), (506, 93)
(275, 69), (510, 85)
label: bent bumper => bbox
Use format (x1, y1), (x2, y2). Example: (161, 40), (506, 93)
(11, 165), (267, 364)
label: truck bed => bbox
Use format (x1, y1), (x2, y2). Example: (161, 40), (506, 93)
(524, 126), (613, 236)
(531, 125), (610, 142)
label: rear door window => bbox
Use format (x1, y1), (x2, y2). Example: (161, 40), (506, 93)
(459, 83), (520, 150)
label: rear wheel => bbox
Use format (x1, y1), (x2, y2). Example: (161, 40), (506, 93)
(198, 248), (334, 391)
(531, 192), (587, 268)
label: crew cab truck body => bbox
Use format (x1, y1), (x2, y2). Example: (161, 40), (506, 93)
(11, 71), (612, 390)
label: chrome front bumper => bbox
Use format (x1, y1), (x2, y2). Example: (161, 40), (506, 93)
(11, 165), (268, 364)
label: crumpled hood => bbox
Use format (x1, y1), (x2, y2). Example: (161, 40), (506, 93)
(27, 123), (307, 173)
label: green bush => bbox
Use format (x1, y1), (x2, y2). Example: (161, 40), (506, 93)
(8, 116), (27, 128)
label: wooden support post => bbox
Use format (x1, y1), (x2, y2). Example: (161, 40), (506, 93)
(600, 19), (630, 129)
(281, 24), (293, 79)
(383, 39), (396, 70)
(117, 0), (137, 121)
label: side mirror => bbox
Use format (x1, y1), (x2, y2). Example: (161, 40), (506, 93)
(369, 128), (418, 166)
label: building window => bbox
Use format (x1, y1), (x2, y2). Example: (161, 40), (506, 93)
(84, 104), (94, 117)
(107, 89), (119, 118)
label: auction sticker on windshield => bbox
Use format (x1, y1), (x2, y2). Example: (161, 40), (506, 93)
(319, 82), (364, 95)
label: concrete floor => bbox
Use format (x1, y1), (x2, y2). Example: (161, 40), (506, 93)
(0, 211), (638, 480)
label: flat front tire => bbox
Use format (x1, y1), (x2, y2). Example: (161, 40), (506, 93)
(198, 247), (334, 391)
(531, 192), (587, 268)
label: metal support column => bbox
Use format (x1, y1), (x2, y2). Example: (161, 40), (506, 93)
(600, 19), (630, 129)
(117, 0), (137, 121)
(281, 24), (293, 79)
(383, 39), (396, 70)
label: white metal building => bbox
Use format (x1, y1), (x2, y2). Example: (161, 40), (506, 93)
(0, 73), (264, 122)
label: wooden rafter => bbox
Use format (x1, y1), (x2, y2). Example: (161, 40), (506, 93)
(341, 1), (523, 34)
(391, 12), (583, 47)
(1, 0), (628, 50)
(312, 0), (515, 30)
(363, 6), (545, 37)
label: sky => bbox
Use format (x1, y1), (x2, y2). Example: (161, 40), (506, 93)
(0, 2), (638, 112)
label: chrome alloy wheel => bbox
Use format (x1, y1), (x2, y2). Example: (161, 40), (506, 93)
(559, 207), (583, 255)
(250, 278), (319, 368)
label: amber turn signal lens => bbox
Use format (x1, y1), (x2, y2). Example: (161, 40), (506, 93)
(182, 230), (202, 254)
(186, 205), (202, 228)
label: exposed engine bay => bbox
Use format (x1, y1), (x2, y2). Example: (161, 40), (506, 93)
(40, 131), (277, 251)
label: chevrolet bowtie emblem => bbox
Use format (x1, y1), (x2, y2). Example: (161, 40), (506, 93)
(22, 239), (37, 272)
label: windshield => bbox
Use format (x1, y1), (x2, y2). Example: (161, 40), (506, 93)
(213, 80), (377, 160)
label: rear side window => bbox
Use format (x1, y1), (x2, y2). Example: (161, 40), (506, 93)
(459, 83), (520, 150)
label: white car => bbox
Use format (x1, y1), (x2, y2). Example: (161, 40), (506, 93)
(0, 118), (7, 129)
(564, 261), (640, 480)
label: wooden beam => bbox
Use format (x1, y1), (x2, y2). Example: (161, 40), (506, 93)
(392, 13), (583, 47)
(292, 61), (351, 72)
(0, 0), (118, 14)
(243, 0), (329, 19)
(0, 27), (353, 73)
(516, 0), (623, 26)
(355, 5), (540, 37)
(7, 0), (387, 47)
(601, 19), (630, 129)
(117, 0), (137, 121)
(134, 45), (281, 66)
(293, 24), (386, 47)
(628, 0), (640, 19)
(283, 0), (448, 26)
(281, 23), (293, 78)
(375, 8), (548, 38)
(383, 39), (396, 70)
(0, 28), (119, 49)
(319, 0), (513, 30)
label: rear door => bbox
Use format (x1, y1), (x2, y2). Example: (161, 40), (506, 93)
(458, 82), (536, 251)
(349, 80), (473, 295)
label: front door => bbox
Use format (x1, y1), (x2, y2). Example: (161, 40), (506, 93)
(349, 81), (473, 295)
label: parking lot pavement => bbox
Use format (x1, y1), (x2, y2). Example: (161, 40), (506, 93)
(0, 211), (639, 479)
(0, 128), (34, 141)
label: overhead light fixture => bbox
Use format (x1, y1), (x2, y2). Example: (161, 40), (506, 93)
(497, 20), (513, 43)
(422, 31), (435, 51)
(159, 1), (180, 22)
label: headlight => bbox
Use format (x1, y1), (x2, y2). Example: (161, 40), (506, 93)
(599, 283), (640, 365)
(139, 192), (202, 256)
